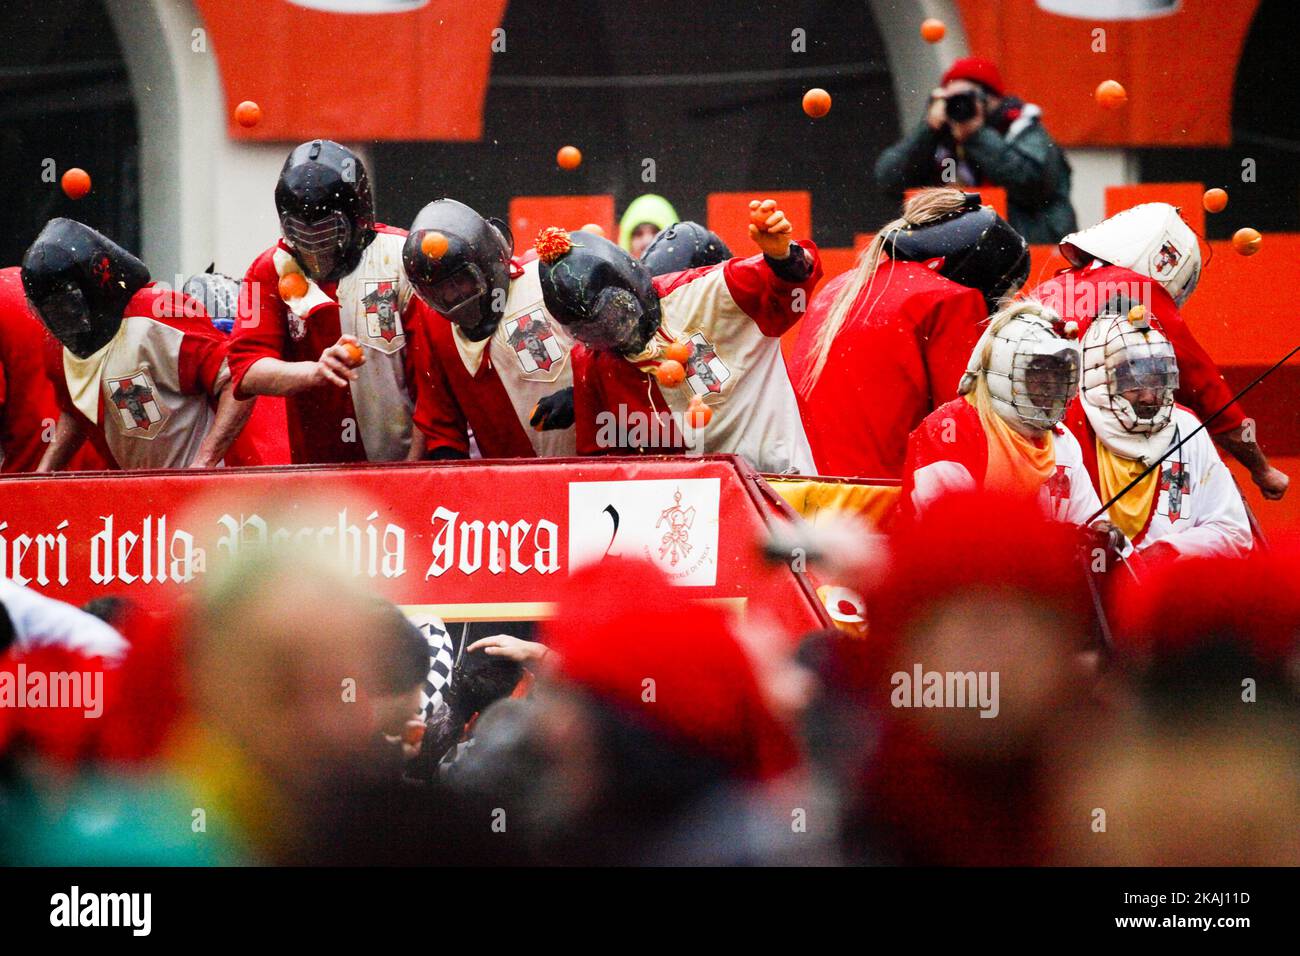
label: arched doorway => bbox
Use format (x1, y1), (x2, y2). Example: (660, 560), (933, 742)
(0, 0), (139, 267)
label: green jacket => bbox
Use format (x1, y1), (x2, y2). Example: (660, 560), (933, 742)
(874, 108), (1077, 245)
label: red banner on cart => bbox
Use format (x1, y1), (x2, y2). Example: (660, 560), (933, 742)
(0, 456), (826, 636)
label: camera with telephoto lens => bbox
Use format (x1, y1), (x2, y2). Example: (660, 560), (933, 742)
(944, 90), (983, 123)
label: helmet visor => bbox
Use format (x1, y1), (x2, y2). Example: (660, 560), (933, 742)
(31, 282), (93, 351)
(1016, 348), (1079, 427)
(283, 211), (351, 280)
(570, 286), (646, 352)
(422, 264), (488, 322)
(1109, 349), (1178, 424)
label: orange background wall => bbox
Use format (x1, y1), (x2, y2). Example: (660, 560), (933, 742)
(515, 186), (1300, 533)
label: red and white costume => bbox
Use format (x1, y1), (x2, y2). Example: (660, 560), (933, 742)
(574, 244), (823, 475)
(413, 256), (577, 458)
(1064, 402), (1252, 558)
(1032, 265), (1245, 437)
(43, 284), (233, 470)
(902, 396), (1102, 523)
(789, 261), (989, 479)
(229, 225), (418, 464)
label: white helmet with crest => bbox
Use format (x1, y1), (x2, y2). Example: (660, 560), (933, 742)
(1060, 203), (1202, 307)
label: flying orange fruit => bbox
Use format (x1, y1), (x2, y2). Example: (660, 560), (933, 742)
(61, 168), (91, 200)
(1202, 188), (1228, 213)
(1095, 80), (1127, 110)
(234, 100), (262, 128)
(421, 231), (449, 259)
(557, 145), (582, 170)
(920, 19), (946, 43)
(1232, 227), (1262, 256)
(802, 88), (831, 119)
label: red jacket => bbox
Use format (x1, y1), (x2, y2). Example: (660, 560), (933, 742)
(788, 261), (990, 479)
(1031, 264), (1245, 435)
(228, 226), (419, 464)
(411, 255), (577, 459)
(43, 284), (233, 470)
(574, 245), (823, 475)
(0, 268), (105, 472)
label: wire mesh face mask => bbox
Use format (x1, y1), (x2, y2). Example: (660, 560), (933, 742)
(985, 315), (1080, 431)
(1083, 318), (1179, 434)
(282, 211), (352, 281)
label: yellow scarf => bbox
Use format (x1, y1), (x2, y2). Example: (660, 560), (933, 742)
(965, 381), (1056, 498)
(1095, 439), (1159, 539)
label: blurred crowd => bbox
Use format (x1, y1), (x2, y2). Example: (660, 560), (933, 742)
(1, 490), (1296, 867)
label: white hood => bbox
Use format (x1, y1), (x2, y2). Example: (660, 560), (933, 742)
(1060, 203), (1202, 307)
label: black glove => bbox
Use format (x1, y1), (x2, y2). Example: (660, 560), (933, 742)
(1080, 520), (1127, 567)
(529, 386), (575, 431)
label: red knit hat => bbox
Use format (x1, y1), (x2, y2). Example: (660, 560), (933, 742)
(1112, 545), (1300, 668)
(942, 57), (1005, 96)
(543, 557), (800, 781)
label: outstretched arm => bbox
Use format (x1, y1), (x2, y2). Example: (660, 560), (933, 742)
(190, 380), (255, 469)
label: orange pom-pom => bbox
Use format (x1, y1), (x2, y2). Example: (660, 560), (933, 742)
(61, 168), (91, 200)
(686, 395), (713, 428)
(654, 360), (686, 388)
(234, 100), (262, 128)
(278, 272), (309, 301)
(421, 231), (449, 259)
(556, 145), (582, 170)
(665, 341), (692, 364)
(1232, 227), (1262, 257)
(1095, 80), (1127, 110)
(802, 88), (831, 119)
(1202, 188), (1228, 213)
(535, 226), (574, 264)
(341, 342), (364, 367)
(920, 18), (946, 43)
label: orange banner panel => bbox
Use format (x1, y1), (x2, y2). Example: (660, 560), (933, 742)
(953, 0), (1260, 147)
(1105, 182), (1206, 235)
(706, 191), (812, 259)
(509, 195), (616, 244)
(195, 0), (508, 142)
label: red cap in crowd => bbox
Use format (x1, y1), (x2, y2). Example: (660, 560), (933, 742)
(942, 57), (1005, 96)
(543, 557), (800, 782)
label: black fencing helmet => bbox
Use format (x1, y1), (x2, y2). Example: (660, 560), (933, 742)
(640, 221), (732, 276)
(887, 194), (1030, 309)
(275, 139), (376, 283)
(537, 229), (661, 356)
(21, 218), (150, 359)
(402, 199), (513, 341)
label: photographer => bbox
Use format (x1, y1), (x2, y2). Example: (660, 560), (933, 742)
(874, 57), (1076, 244)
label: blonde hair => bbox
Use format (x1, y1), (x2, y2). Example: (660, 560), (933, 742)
(958, 297), (1063, 402)
(800, 187), (972, 392)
